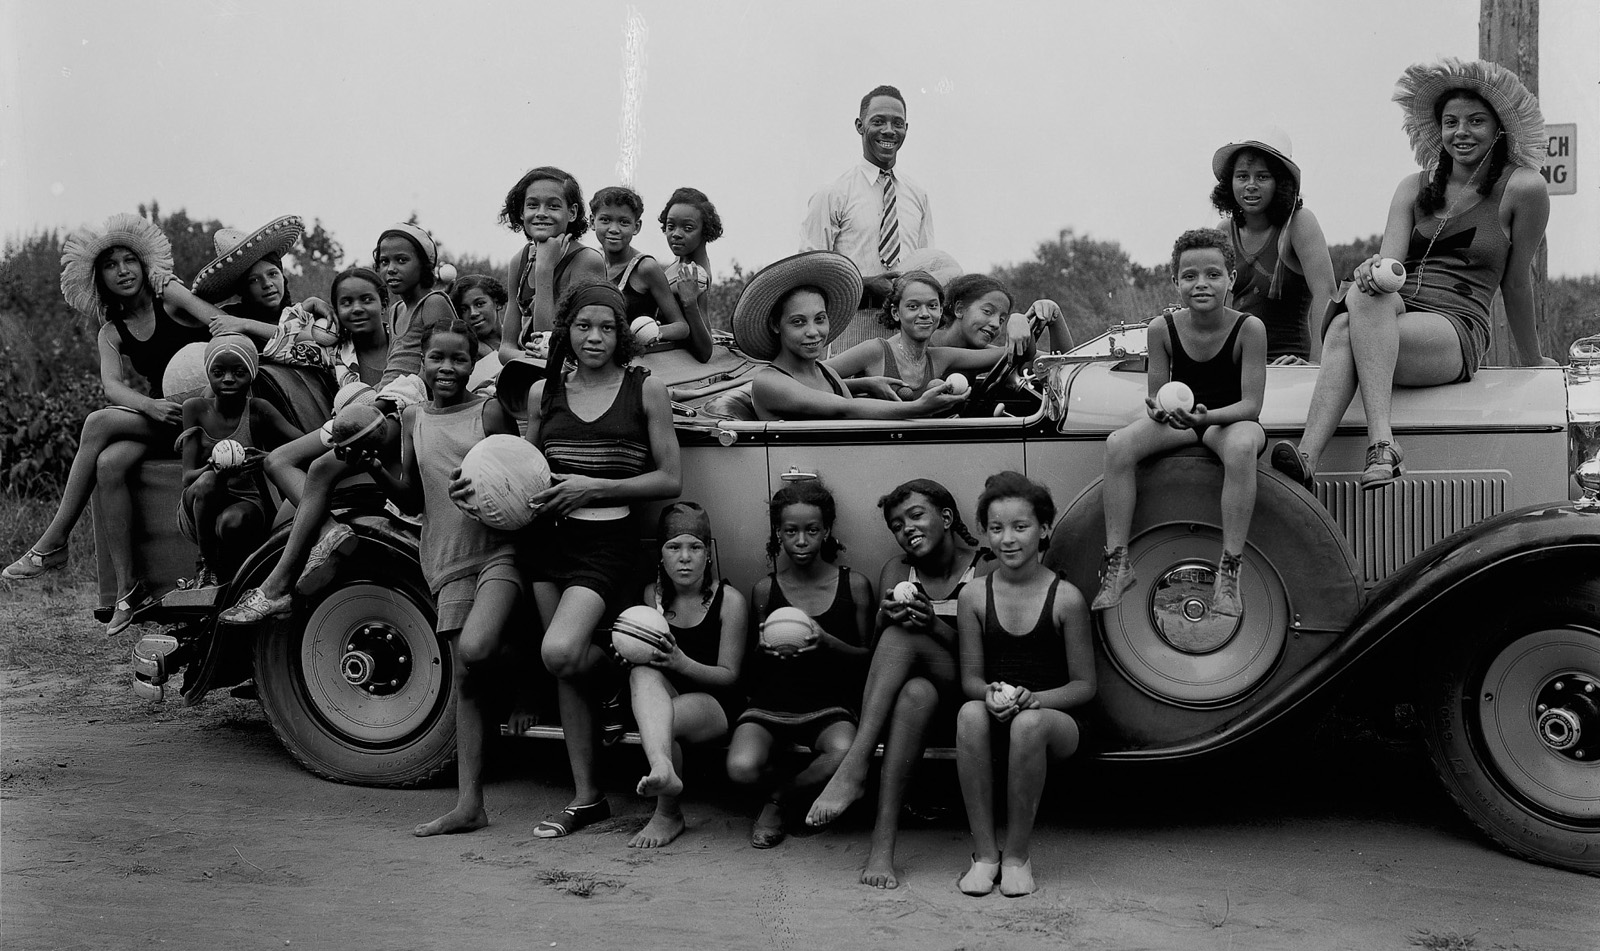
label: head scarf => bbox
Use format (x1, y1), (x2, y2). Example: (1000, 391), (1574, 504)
(564, 281), (627, 317)
(658, 502), (713, 545)
(204, 333), (259, 381)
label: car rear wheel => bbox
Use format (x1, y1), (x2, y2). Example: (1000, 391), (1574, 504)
(1422, 580), (1600, 874)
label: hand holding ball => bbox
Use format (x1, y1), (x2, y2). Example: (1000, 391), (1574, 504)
(892, 581), (920, 603)
(994, 682), (1021, 705)
(1155, 381), (1195, 415)
(761, 606), (816, 654)
(457, 434), (552, 531)
(210, 439), (247, 471)
(945, 373), (970, 396)
(611, 606), (672, 665)
(630, 316), (663, 346)
(1370, 258), (1406, 294)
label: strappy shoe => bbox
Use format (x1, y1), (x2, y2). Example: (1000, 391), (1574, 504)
(1269, 440), (1315, 492)
(220, 587), (292, 625)
(531, 798), (611, 838)
(3, 543), (68, 581)
(1089, 546), (1136, 611)
(106, 582), (158, 636)
(1360, 440), (1405, 490)
(958, 855), (1002, 896)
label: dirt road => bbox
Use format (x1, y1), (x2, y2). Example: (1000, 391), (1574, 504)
(3, 586), (1596, 951)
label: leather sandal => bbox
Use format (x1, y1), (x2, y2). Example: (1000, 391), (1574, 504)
(531, 798), (611, 838)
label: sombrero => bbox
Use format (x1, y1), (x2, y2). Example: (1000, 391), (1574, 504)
(1211, 127), (1301, 189)
(59, 213), (174, 323)
(731, 251), (863, 361)
(1394, 57), (1545, 170)
(193, 215), (305, 303)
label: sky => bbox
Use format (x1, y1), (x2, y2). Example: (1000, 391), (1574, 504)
(2, 0), (1595, 283)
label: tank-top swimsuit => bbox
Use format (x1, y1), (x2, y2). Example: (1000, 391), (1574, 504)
(614, 254), (658, 321)
(877, 338), (937, 398)
(109, 302), (212, 400)
(906, 548), (987, 622)
(981, 573), (1069, 692)
(1227, 220), (1312, 361)
(740, 567), (864, 727)
(1166, 313), (1247, 439)
(657, 580), (743, 725)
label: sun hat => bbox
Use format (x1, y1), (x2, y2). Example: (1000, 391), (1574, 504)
(59, 213), (175, 323)
(898, 248), (963, 288)
(1211, 127), (1301, 189)
(1393, 57), (1545, 170)
(192, 215), (305, 303)
(731, 251), (864, 361)
(376, 223), (439, 273)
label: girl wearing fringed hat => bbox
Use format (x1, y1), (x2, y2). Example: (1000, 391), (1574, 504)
(1209, 129), (1336, 363)
(3, 213), (228, 633)
(1271, 58), (1555, 492)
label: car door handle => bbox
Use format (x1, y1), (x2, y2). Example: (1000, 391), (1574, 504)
(780, 467), (819, 483)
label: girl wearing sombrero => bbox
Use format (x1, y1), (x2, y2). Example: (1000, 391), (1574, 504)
(1271, 58), (1555, 491)
(734, 252), (968, 420)
(192, 215), (310, 343)
(3, 213), (227, 634)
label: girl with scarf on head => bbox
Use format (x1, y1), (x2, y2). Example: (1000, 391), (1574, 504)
(1271, 58), (1556, 492)
(4, 214), (229, 634)
(175, 334), (303, 584)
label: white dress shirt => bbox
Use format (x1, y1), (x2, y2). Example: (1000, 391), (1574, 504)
(800, 158), (935, 278)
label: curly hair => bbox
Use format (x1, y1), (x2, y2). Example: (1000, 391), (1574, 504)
(975, 470), (1056, 535)
(1209, 147), (1302, 226)
(537, 281), (639, 419)
(1170, 228), (1236, 275)
(1418, 91), (1511, 217)
(859, 84), (906, 118)
(766, 479), (844, 565)
(942, 274), (1013, 328)
(658, 187), (724, 244)
(499, 166), (589, 238)
(879, 478), (980, 547)
(449, 273), (508, 312)
(590, 185), (645, 220)
(372, 230), (437, 290)
(879, 270), (944, 331)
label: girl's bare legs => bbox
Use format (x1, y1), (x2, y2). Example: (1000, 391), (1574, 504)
(628, 667), (726, 848)
(263, 431), (326, 507)
(862, 675), (942, 888)
(955, 700), (1000, 864)
(1102, 417), (1206, 549)
(1202, 423), (1267, 555)
(808, 627), (955, 827)
(1000, 709), (1080, 896)
(536, 583), (609, 812)
(1296, 314), (1359, 472)
(727, 722), (782, 844)
(96, 439), (150, 595)
(414, 577), (520, 836)
(26, 410), (159, 556)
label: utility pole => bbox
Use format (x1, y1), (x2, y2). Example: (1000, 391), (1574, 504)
(1479, 0), (1548, 361)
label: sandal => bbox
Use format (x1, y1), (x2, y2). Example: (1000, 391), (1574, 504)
(958, 855), (1002, 896)
(531, 798), (610, 838)
(1269, 440), (1315, 492)
(3, 543), (68, 581)
(1360, 440), (1405, 490)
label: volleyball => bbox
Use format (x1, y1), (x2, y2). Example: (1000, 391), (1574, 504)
(458, 434), (551, 531)
(210, 439), (247, 471)
(333, 381), (379, 413)
(161, 342), (211, 402)
(630, 316), (662, 346)
(945, 373), (970, 396)
(760, 606), (816, 653)
(892, 581), (920, 603)
(1371, 258), (1406, 293)
(1155, 380), (1195, 415)
(611, 605), (672, 665)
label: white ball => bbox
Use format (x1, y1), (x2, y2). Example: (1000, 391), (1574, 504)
(458, 434), (552, 531)
(611, 606), (671, 665)
(436, 263), (458, 286)
(161, 342), (212, 402)
(945, 372), (970, 396)
(761, 606), (815, 652)
(630, 316), (662, 346)
(892, 581), (920, 603)
(1155, 380), (1195, 414)
(210, 439), (247, 471)
(1371, 258), (1406, 293)
(994, 682), (1020, 705)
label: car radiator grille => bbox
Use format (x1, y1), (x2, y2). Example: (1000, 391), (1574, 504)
(1315, 471), (1510, 585)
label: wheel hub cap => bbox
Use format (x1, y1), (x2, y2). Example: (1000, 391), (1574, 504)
(1151, 562), (1239, 653)
(1532, 672), (1600, 760)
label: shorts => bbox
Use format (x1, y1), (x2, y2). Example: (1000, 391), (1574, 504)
(176, 490), (269, 544)
(1324, 287), (1484, 384)
(663, 675), (744, 731)
(735, 705), (857, 747)
(433, 555), (521, 635)
(524, 513), (640, 613)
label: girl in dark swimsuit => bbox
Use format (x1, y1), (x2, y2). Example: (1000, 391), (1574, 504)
(590, 186), (713, 363)
(955, 472), (1093, 898)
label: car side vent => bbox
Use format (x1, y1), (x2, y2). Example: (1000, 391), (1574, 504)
(1315, 472), (1510, 585)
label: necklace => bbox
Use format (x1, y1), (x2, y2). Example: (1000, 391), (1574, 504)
(1413, 131), (1501, 289)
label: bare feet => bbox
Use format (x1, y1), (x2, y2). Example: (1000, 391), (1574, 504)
(860, 841), (899, 888)
(628, 810), (686, 849)
(805, 768), (865, 828)
(412, 804), (488, 837)
(636, 762), (684, 799)
(750, 801), (785, 849)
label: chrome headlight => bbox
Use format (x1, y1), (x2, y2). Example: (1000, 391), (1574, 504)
(1565, 336), (1600, 493)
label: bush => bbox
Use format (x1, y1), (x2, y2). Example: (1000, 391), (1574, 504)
(0, 375), (104, 498)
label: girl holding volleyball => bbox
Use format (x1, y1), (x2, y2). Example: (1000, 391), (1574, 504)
(955, 472), (1093, 897)
(1093, 230), (1266, 619)
(623, 502), (749, 848)
(357, 318), (522, 837)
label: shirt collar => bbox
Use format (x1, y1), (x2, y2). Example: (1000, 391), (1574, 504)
(858, 157), (896, 182)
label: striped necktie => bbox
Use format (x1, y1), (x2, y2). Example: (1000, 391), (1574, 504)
(878, 168), (901, 270)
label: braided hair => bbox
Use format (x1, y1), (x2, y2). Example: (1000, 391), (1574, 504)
(878, 478), (980, 546)
(765, 479), (845, 565)
(1418, 91), (1511, 217)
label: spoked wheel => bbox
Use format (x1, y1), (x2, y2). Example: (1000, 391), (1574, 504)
(254, 569), (456, 787)
(1423, 581), (1600, 874)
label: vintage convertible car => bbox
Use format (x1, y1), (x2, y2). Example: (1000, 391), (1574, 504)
(101, 327), (1600, 875)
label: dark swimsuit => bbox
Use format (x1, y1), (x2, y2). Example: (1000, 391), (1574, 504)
(739, 567), (865, 729)
(981, 573), (1070, 693)
(615, 255), (658, 321)
(1165, 314), (1247, 441)
(109, 303), (212, 400)
(659, 580), (743, 726)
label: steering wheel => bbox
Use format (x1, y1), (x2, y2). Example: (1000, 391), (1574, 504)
(956, 350), (1021, 417)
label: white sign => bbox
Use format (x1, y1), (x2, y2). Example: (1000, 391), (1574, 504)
(1543, 124), (1576, 196)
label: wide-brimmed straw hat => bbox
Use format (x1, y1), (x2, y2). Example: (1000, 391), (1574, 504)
(1212, 127), (1301, 189)
(193, 215), (304, 302)
(1394, 57), (1545, 170)
(59, 213), (175, 322)
(731, 251), (863, 361)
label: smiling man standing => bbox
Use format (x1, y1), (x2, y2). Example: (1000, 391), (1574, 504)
(801, 85), (934, 309)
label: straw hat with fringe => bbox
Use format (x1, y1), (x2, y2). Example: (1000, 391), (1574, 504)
(59, 213), (175, 323)
(731, 251), (863, 361)
(1394, 57), (1545, 170)
(193, 215), (305, 303)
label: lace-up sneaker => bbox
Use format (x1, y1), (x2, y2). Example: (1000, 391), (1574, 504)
(1211, 551), (1244, 618)
(296, 523), (357, 596)
(1360, 441), (1405, 490)
(1090, 546), (1136, 611)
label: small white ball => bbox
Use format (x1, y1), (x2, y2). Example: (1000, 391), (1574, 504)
(892, 581), (919, 603)
(1156, 380), (1195, 414)
(945, 372), (970, 396)
(994, 682), (1020, 705)
(1370, 258), (1406, 294)
(630, 316), (662, 346)
(211, 439), (247, 471)
(436, 263), (458, 286)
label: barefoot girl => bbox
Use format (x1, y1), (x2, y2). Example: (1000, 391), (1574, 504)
(736, 252), (966, 421)
(806, 479), (992, 888)
(4, 214), (226, 634)
(224, 226), (454, 622)
(623, 502), (748, 848)
(176, 335), (302, 583)
(497, 167), (607, 366)
(592, 186), (713, 363)
(727, 480), (872, 849)
(1210, 130), (1335, 363)
(955, 472), (1093, 898)
(504, 281), (680, 838)
(357, 319), (522, 837)
(658, 186), (721, 347)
